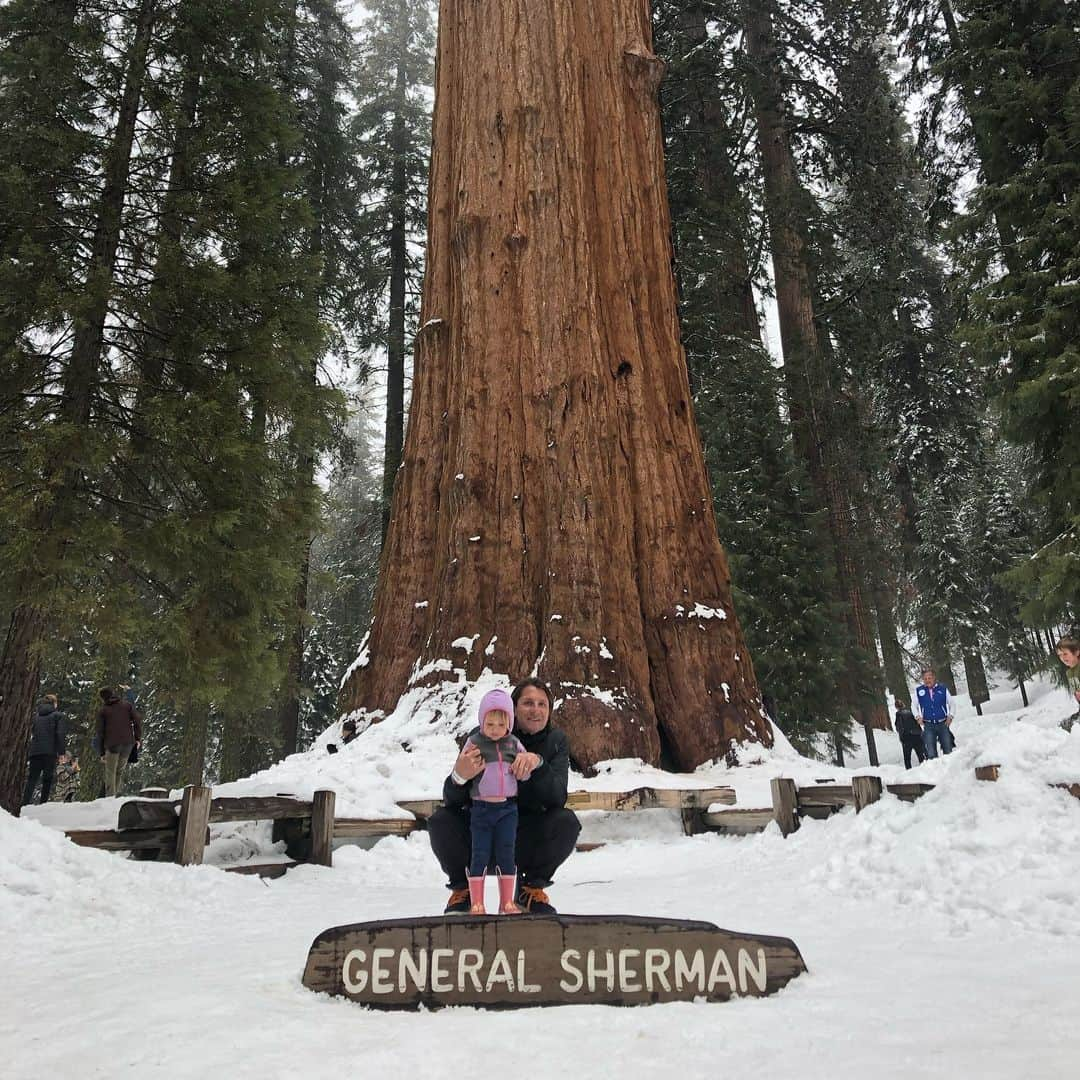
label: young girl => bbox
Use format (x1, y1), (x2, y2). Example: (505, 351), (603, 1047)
(463, 688), (528, 915)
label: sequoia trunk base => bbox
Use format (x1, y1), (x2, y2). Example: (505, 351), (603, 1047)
(340, 0), (767, 770)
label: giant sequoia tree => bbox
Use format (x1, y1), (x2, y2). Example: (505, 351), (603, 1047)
(340, 0), (768, 770)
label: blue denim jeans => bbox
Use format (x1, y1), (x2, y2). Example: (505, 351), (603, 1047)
(922, 721), (954, 759)
(468, 799), (518, 877)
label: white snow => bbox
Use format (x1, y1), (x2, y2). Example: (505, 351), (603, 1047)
(6, 675), (1080, 1077)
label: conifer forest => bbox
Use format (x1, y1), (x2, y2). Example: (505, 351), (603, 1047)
(1, 0), (1077, 813)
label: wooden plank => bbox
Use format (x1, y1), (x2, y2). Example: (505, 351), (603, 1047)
(222, 861), (299, 879)
(333, 818), (419, 839)
(575, 841), (606, 852)
(564, 786), (736, 812)
(210, 796), (313, 823)
(65, 828), (178, 852)
(701, 809), (773, 835)
(885, 782), (935, 802)
(852, 775), (883, 813)
(796, 784), (855, 809)
(138, 787), (170, 799)
(311, 790), (336, 867)
(1051, 782), (1080, 800)
(396, 799), (441, 820)
(770, 778), (799, 837)
(301, 914), (807, 1009)
(176, 785), (212, 866)
(975, 764), (1000, 782)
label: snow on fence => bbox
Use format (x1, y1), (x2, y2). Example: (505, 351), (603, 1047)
(61, 772), (1079, 874)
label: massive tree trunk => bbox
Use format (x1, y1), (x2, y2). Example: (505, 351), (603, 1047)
(744, 0), (888, 743)
(341, 0), (767, 770)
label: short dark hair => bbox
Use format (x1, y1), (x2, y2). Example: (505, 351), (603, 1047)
(512, 678), (552, 708)
(43, 693), (59, 706)
(921, 668), (935, 676)
(342, 719), (357, 732)
(99, 686), (115, 702)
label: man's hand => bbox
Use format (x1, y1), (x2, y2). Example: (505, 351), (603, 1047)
(945, 717), (953, 727)
(511, 752), (541, 780)
(453, 744), (484, 781)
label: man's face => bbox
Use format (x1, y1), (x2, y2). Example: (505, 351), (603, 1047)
(922, 671), (936, 688)
(514, 686), (550, 735)
(1058, 647), (1080, 670)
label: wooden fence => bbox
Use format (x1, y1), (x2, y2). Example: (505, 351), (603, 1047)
(63, 784), (736, 876)
(62, 769), (1078, 874)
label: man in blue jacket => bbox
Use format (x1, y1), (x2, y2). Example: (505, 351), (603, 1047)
(915, 668), (954, 758)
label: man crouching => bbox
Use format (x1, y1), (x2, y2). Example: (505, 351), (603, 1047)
(428, 678), (580, 915)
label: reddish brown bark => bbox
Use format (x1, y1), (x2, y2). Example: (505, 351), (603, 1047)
(341, 0), (767, 770)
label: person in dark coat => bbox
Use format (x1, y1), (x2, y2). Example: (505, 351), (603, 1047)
(428, 678), (581, 915)
(894, 697), (926, 769)
(23, 694), (67, 805)
(96, 686), (143, 797)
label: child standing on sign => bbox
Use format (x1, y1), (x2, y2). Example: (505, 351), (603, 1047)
(464, 688), (530, 915)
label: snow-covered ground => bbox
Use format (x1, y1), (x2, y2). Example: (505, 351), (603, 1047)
(5, 674), (1080, 1078)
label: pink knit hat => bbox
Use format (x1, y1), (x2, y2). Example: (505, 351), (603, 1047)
(478, 688), (515, 730)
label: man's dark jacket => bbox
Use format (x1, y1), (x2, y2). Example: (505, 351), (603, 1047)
(442, 721), (570, 815)
(894, 707), (921, 739)
(97, 695), (143, 751)
(28, 702), (67, 758)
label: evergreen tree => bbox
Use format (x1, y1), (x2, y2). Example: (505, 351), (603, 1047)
(352, 0), (434, 533)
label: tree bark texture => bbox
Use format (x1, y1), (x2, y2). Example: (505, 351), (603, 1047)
(341, 0), (767, 771)
(381, 47), (410, 541)
(0, 603), (45, 814)
(745, 0), (888, 731)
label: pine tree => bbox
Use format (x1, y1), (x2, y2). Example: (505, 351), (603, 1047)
(352, 0), (434, 535)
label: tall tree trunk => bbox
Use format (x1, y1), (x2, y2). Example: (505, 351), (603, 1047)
(66, 0), (157, 420)
(744, 0), (886, 741)
(381, 31), (410, 540)
(341, 0), (767, 770)
(873, 576), (908, 714)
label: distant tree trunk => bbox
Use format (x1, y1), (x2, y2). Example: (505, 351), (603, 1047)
(959, 624), (990, 713)
(179, 707), (208, 787)
(874, 578), (908, 714)
(342, 0), (767, 770)
(381, 37), (409, 541)
(744, 0), (887, 741)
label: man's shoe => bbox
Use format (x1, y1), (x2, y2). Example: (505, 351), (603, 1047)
(516, 884), (557, 915)
(444, 887), (471, 915)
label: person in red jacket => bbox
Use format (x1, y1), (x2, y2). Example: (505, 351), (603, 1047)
(95, 686), (142, 797)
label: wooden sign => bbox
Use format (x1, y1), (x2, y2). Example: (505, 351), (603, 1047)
(302, 915), (806, 1009)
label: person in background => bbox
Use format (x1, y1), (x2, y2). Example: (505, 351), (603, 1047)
(23, 693), (67, 805)
(915, 668), (954, 758)
(96, 686), (142, 797)
(893, 697), (926, 769)
(50, 753), (81, 802)
(1056, 636), (1080, 728)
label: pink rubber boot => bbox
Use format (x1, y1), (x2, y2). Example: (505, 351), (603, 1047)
(467, 874), (486, 915)
(497, 872), (521, 915)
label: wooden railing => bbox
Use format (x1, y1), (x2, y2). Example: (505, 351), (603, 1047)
(63, 770), (1077, 873)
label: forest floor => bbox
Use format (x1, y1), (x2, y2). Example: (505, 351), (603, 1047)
(6, 673), (1080, 1078)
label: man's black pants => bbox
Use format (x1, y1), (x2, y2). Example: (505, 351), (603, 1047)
(428, 805), (581, 890)
(901, 734), (926, 769)
(23, 754), (56, 805)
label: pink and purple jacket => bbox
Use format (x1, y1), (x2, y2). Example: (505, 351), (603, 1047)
(465, 728), (525, 801)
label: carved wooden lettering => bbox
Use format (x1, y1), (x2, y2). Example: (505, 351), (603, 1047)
(302, 915), (806, 1009)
